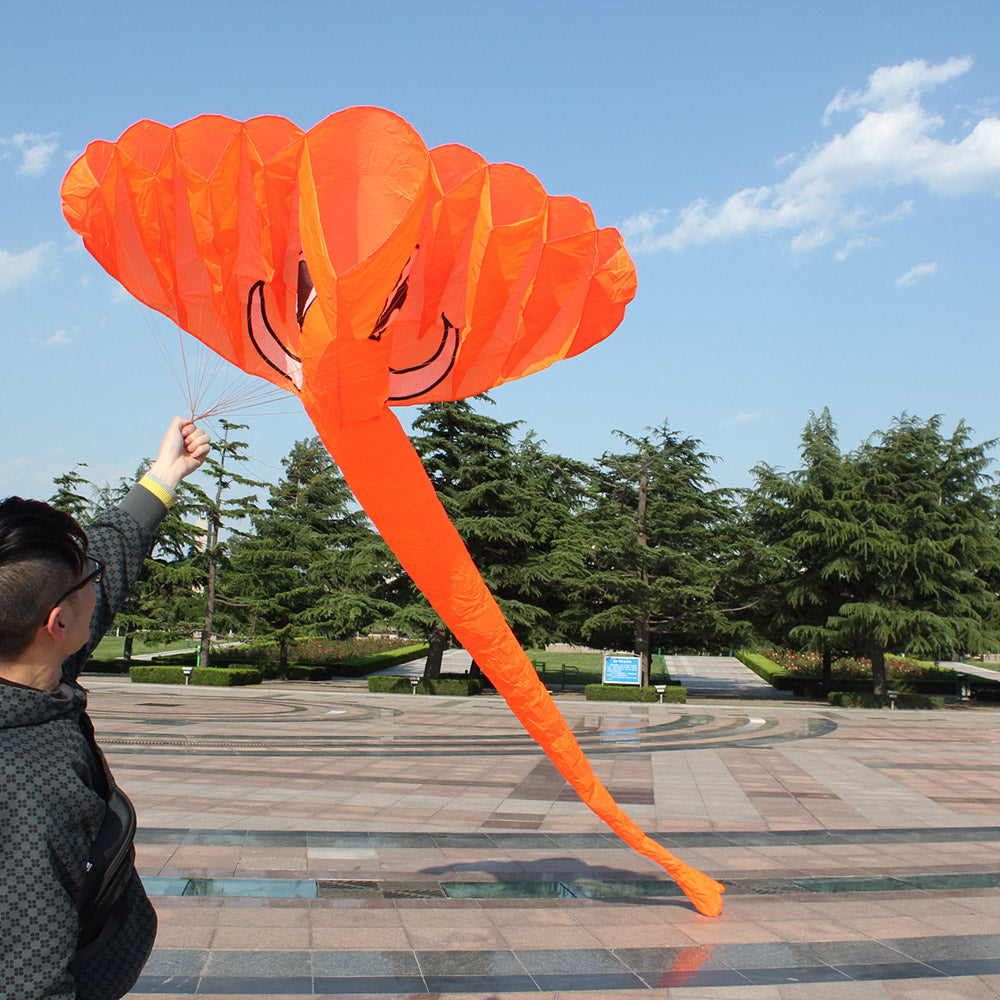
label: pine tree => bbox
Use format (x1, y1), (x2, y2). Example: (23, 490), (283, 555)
(582, 422), (747, 684)
(192, 420), (266, 668)
(748, 409), (849, 689)
(751, 412), (1000, 694)
(401, 398), (587, 677)
(110, 463), (207, 660)
(509, 432), (594, 643)
(49, 464), (96, 522)
(227, 437), (396, 668)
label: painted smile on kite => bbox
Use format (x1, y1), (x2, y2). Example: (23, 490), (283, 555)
(246, 280), (304, 391)
(387, 313), (460, 402)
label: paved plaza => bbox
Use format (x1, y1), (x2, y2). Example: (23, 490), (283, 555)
(81, 659), (1000, 999)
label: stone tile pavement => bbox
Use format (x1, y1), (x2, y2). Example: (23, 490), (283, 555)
(659, 656), (788, 698)
(77, 663), (1000, 999)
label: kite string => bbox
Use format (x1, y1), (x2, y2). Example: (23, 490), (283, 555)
(140, 303), (295, 425)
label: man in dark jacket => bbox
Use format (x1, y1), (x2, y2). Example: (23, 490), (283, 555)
(0, 417), (210, 1000)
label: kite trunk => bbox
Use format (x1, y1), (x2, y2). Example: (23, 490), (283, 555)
(315, 408), (724, 917)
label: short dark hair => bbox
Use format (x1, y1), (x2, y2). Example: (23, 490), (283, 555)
(0, 497), (89, 660)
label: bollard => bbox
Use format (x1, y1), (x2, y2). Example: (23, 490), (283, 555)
(409, 677), (420, 694)
(654, 684), (667, 704)
(182, 665), (193, 686)
(887, 689), (898, 710)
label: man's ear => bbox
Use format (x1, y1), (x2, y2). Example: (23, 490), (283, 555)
(42, 605), (70, 641)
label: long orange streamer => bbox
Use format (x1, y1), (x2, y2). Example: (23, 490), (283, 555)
(62, 109), (724, 916)
(320, 410), (724, 916)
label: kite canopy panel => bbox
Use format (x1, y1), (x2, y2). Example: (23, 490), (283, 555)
(63, 110), (725, 917)
(62, 108), (637, 424)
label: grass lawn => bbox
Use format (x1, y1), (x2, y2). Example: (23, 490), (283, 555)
(525, 650), (672, 686)
(93, 636), (194, 658)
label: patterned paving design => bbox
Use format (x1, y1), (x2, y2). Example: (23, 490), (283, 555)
(74, 676), (1000, 999)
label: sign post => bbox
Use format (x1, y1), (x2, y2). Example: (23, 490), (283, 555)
(602, 653), (642, 686)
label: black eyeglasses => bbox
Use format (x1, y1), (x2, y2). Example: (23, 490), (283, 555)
(42, 556), (104, 625)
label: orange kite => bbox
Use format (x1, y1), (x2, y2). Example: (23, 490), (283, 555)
(62, 109), (724, 917)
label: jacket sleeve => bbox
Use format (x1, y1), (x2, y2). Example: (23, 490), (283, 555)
(62, 483), (170, 682)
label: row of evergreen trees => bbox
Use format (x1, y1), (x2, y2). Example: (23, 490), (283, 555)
(50, 400), (1000, 693)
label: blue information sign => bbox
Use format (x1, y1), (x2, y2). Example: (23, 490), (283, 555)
(603, 654), (641, 685)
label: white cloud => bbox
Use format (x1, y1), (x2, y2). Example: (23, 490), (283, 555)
(824, 56), (972, 119)
(724, 411), (761, 427)
(39, 329), (73, 347)
(0, 242), (53, 293)
(895, 262), (938, 287)
(627, 57), (1000, 256)
(621, 210), (667, 239)
(834, 235), (878, 261)
(0, 131), (59, 175)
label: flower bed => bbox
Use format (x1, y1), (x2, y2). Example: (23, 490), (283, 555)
(740, 649), (1000, 700)
(764, 649), (952, 682)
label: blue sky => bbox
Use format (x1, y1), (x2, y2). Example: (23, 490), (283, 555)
(2, 0), (999, 501)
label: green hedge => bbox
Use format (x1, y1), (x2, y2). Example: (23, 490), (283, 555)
(585, 684), (686, 703)
(81, 657), (132, 675)
(367, 675), (482, 696)
(129, 664), (184, 684)
(192, 666), (262, 686)
(149, 642), (429, 679)
(828, 690), (944, 710)
(335, 643), (429, 676)
(130, 664), (262, 686)
(285, 664), (334, 681)
(735, 650), (794, 686)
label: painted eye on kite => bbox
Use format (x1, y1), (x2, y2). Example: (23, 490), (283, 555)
(369, 249), (415, 342)
(296, 259), (316, 329)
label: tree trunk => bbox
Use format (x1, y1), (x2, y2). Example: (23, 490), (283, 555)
(635, 624), (651, 687)
(821, 649), (832, 691)
(200, 425), (230, 673)
(635, 469), (651, 687)
(123, 631), (134, 664)
(279, 636), (289, 672)
(423, 622), (448, 678)
(200, 539), (217, 670)
(871, 645), (887, 696)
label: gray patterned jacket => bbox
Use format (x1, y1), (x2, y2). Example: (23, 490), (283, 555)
(0, 485), (167, 1000)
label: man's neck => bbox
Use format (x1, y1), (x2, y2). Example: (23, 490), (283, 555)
(0, 656), (63, 692)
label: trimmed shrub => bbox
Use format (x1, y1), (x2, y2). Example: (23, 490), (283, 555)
(367, 675), (481, 696)
(130, 664), (184, 684)
(971, 679), (1000, 703)
(335, 643), (429, 676)
(285, 664), (334, 681)
(585, 684), (686, 703)
(82, 657), (132, 675)
(736, 651), (792, 685)
(191, 666), (262, 686)
(828, 690), (943, 710)
(130, 664), (262, 686)
(149, 642), (430, 678)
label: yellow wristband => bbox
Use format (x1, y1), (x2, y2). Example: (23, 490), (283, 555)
(138, 474), (176, 509)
